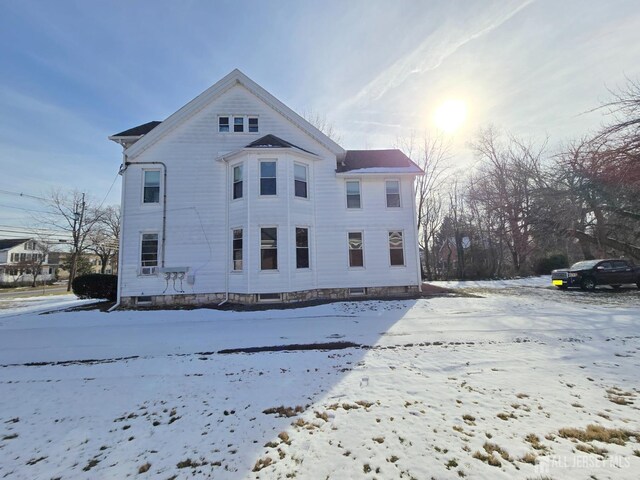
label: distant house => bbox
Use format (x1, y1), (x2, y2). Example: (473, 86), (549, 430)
(110, 69), (423, 307)
(0, 239), (56, 286)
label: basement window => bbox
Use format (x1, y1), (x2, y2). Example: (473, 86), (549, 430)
(136, 296), (153, 305)
(349, 287), (366, 297)
(258, 293), (281, 302)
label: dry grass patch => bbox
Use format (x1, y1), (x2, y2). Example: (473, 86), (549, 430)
(315, 411), (329, 422)
(558, 424), (637, 445)
(575, 443), (607, 456)
(497, 412), (516, 421)
(606, 387), (635, 406)
(520, 452), (537, 464)
(462, 414), (476, 424)
(278, 431), (291, 445)
(83, 458), (100, 472)
(372, 437), (384, 444)
(483, 442), (512, 461)
(445, 458), (458, 469)
(525, 433), (550, 454)
(472, 450), (501, 467)
(263, 405), (305, 418)
(176, 459), (203, 469)
(252, 457), (273, 472)
(138, 462), (151, 473)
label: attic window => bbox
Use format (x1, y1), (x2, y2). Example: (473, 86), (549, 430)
(219, 117), (229, 133)
(234, 117), (244, 133)
(248, 117), (259, 133)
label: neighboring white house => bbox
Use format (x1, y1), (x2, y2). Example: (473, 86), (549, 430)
(0, 238), (56, 286)
(110, 69), (423, 307)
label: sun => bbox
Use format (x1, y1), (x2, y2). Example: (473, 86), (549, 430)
(434, 99), (467, 133)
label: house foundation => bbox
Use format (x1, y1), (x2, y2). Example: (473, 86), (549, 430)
(120, 285), (421, 308)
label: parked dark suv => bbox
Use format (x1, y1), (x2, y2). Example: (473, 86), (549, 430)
(551, 259), (640, 290)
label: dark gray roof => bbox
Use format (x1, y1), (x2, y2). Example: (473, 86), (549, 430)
(337, 149), (424, 173)
(0, 238), (29, 251)
(112, 121), (162, 137)
(246, 134), (314, 154)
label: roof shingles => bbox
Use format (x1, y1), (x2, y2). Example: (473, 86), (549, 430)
(111, 121), (162, 138)
(0, 239), (29, 251)
(337, 149), (423, 174)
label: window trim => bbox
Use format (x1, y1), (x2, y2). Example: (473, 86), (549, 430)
(345, 179), (362, 209)
(259, 159), (278, 197)
(232, 163), (243, 200)
(295, 226), (310, 269)
(231, 228), (243, 272)
(388, 230), (405, 267)
(140, 232), (160, 275)
(294, 163), (309, 199)
(233, 116), (244, 133)
(385, 179), (401, 208)
(260, 226), (278, 271)
(347, 231), (365, 268)
(218, 116), (230, 133)
(248, 116), (259, 133)
(142, 169), (162, 205)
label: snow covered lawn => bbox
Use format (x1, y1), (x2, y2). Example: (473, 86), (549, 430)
(0, 293), (98, 318)
(0, 285), (639, 479)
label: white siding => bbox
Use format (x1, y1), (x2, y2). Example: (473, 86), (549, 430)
(119, 83), (420, 299)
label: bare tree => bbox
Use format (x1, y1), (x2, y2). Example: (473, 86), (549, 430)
(303, 109), (342, 144)
(469, 127), (548, 274)
(397, 132), (451, 279)
(39, 190), (105, 290)
(87, 205), (120, 274)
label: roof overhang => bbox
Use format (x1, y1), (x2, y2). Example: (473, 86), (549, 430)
(336, 166), (424, 176)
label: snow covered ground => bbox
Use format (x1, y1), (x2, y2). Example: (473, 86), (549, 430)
(0, 285), (639, 479)
(0, 293), (98, 318)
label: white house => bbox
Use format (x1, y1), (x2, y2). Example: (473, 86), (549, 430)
(110, 69), (423, 307)
(0, 238), (56, 286)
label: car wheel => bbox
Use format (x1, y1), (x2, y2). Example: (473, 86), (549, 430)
(580, 277), (596, 291)
(611, 285), (621, 290)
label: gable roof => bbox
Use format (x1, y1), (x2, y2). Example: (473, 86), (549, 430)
(337, 149), (424, 174)
(0, 238), (29, 251)
(119, 69), (344, 159)
(246, 134), (315, 155)
(111, 121), (162, 138)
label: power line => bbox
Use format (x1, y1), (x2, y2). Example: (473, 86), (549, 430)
(97, 172), (120, 211)
(0, 189), (47, 202)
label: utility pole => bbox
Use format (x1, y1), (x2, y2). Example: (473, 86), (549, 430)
(67, 193), (85, 292)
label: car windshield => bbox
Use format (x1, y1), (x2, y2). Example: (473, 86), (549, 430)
(570, 260), (600, 270)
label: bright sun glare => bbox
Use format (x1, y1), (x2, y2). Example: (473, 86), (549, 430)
(434, 99), (467, 133)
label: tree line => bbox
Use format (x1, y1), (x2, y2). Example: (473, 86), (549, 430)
(409, 79), (640, 280)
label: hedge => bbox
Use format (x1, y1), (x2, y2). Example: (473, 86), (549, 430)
(72, 274), (117, 301)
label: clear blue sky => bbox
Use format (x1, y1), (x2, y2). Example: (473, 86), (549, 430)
(1, 0), (639, 236)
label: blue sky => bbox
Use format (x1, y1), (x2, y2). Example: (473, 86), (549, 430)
(1, 0), (639, 236)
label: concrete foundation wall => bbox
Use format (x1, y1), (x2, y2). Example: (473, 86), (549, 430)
(120, 285), (421, 308)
